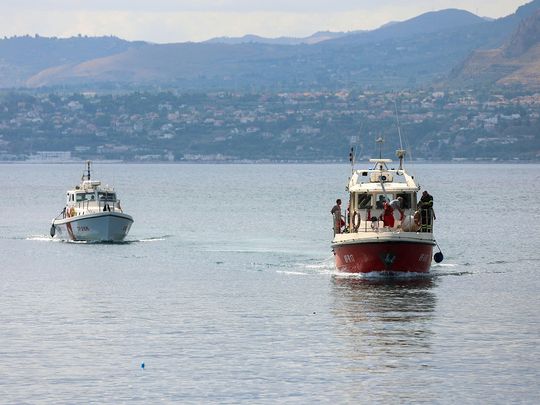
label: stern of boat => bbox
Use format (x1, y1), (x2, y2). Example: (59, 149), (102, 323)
(332, 231), (435, 273)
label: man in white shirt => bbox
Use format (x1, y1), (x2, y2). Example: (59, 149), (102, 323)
(389, 196), (404, 222)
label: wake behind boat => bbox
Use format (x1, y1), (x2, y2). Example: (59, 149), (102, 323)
(50, 161), (133, 242)
(331, 147), (443, 274)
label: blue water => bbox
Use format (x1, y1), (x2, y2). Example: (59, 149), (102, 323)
(1, 163), (539, 403)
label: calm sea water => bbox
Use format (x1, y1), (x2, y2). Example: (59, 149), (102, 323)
(1, 163), (539, 403)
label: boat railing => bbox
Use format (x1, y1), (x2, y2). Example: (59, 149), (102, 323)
(339, 209), (435, 234)
(53, 209), (65, 221)
(73, 199), (122, 214)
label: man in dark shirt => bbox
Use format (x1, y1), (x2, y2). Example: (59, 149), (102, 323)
(418, 191), (435, 232)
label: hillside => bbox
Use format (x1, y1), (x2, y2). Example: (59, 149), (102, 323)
(26, 42), (321, 88)
(0, 36), (144, 88)
(448, 9), (540, 88)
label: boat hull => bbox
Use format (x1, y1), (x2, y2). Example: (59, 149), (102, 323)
(52, 212), (133, 242)
(332, 239), (434, 274)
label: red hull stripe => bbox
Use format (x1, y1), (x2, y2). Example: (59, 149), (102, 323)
(66, 222), (76, 241)
(334, 242), (433, 273)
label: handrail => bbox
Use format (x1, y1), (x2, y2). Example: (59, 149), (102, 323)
(337, 208), (435, 234)
(56, 198), (123, 221)
(70, 198), (119, 214)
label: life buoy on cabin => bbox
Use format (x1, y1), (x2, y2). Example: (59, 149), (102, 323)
(413, 210), (421, 227)
(401, 215), (417, 232)
(352, 211), (361, 231)
(402, 211), (421, 232)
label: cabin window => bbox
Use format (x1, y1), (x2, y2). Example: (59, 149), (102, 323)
(396, 193), (412, 209)
(98, 192), (116, 201)
(357, 194), (372, 209)
(76, 193), (96, 202)
(375, 194), (393, 208)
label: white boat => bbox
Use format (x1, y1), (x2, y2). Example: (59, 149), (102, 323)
(50, 161), (133, 242)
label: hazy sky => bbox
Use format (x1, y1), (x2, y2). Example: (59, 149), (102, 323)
(0, 0), (530, 43)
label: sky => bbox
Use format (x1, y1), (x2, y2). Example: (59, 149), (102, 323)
(0, 0), (530, 43)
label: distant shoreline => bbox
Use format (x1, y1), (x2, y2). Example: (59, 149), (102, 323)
(0, 159), (538, 165)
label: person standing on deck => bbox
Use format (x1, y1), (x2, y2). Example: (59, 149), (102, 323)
(389, 196), (404, 223)
(382, 200), (395, 228)
(418, 191), (435, 232)
(331, 199), (344, 234)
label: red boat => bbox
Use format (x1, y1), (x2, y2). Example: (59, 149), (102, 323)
(331, 148), (441, 274)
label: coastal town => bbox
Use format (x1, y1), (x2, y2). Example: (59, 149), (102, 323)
(1, 87), (538, 162)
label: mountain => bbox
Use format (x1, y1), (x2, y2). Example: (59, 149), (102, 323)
(326, 8), (486, 45)
(0, 35), (144, 88)
(448, 7), (540, 87)
(205, 31), (352, 45)
(504, 9), (540, 57)
(21, 8), (500, 90)
(2, 2), (540, 91)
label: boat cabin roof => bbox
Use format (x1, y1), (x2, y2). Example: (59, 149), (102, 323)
(348, 162), (419, 194)
(68, 179), (115, 194)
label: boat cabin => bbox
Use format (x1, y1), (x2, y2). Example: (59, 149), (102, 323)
(335, 158), (433, 234)
(64, 180), (122, 217)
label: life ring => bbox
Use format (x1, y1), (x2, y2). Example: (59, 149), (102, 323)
(352, 211), (361, 231)
(413, 210), (421, 226)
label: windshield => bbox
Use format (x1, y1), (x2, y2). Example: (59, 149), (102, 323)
(375, 194), (393, 208)
(75, 193), (96, 202)
(98, 192), (116, 201)
(357, 194), (372, 209)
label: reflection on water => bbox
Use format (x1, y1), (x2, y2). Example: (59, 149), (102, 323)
(331, 276), (437, 367)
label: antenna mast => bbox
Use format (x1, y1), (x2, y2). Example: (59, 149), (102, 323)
(394, 98), (407, 171)
(394, 99), (404, 151)
(376, 136), (384, 160)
